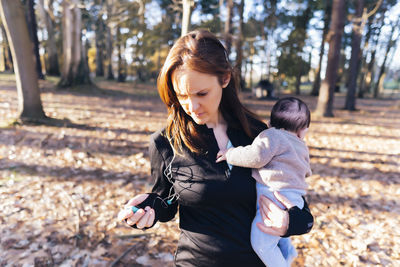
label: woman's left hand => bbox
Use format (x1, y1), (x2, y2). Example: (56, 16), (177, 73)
(216, 149), (228, 163)
(257, 191), (294, 236)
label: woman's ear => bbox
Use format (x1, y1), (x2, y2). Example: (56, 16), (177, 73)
(222, 73), (231, 88)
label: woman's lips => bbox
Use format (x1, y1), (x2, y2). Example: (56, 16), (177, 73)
(193, 112), (204, 117)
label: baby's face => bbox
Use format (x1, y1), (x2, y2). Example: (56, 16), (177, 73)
(297, 128), (308, 139)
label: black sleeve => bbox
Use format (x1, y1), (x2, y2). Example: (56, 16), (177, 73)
(129, 132), (178, 229)
(148, 132), (178, 223)
(281, 197), (314, 237)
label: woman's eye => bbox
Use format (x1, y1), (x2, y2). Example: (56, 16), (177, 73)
(198, 92), (207, 96)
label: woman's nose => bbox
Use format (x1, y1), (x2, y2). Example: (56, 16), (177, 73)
(187, 97), (199, 112)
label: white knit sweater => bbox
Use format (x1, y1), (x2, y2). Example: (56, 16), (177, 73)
(225, 127), (311, 191)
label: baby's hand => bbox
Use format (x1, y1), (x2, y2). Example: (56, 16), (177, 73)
(216, 149), (228, 163)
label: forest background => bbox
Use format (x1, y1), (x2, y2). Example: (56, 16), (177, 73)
(0, 0), (399, 266)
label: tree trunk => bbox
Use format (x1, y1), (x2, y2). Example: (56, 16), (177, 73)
(357, 18), (373, 98)
(181, 0), (192, 36)
(224, 0), (233, 56)
(311, 2), (331, 96)
(373, 19), (399, 98)
(123, 39), (127, 81)
(295, 70), (301, 95)
(264, 39), (270, 80)
(105, 0), (114, 80)
(0, 0), (46, 120)
(37, 0), (59, 76)
(362, 26), (381, 96)
(235, 0), (244, 83)
(95, 14), (105, 77)
(263, 0), (277, 81)
(363, 49), (376, 95)
(243, 58), (248, 86)
(249, 42), (254, 89)
(344, 0), (364, 110)
(0, 22), (13, 71)
(58, 0), (91, 87)
(219, 0), (224, 33)
(295, 5), (312, 94)
(23, 0), (44, 79)
(105, 25), (114, 80)
(360, 12), (384, 96)
(316, 0), (345, 117)
(117, 26), (125, 82)
(307, 50), (313, 82)
(83, 39), (91, 80)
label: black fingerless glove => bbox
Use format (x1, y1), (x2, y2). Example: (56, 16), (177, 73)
(281, 197), (314, 237)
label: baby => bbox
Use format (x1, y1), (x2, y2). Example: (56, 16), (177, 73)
(217, 97), (312, 267)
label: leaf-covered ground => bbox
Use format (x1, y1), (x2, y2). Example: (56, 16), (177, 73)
(1, 75), (399, 266)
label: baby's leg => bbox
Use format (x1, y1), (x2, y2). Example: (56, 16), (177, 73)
(251, 184), (288, 267)
(278, 237), (297, 264)
(279, 189), (305, 209)
(277, 189), (306, 264)
(251, 208), (288, 267)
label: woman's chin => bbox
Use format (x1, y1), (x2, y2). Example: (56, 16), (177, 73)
(192, 117), (207, 125)
(193, 119), (204, 125)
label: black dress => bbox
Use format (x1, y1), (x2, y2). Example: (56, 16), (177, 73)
(142, 124), (313, 267)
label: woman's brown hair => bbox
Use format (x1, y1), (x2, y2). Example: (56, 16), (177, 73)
(157, 29), (266, 154)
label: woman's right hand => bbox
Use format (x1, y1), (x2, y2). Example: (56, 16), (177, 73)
(257, 191), (292, 236)
(117, 194), (155, 229)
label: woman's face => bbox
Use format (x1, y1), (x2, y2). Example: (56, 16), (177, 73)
(171, 68), (230, 127)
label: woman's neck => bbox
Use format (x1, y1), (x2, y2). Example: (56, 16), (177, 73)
(206, 112), (226, 129)
(207, 113), (229, 150)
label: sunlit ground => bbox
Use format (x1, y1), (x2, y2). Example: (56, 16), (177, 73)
(0, 73), (399, 266)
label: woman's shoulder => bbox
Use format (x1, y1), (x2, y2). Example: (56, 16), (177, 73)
(150, 127), (166, 141)
(149, 128), (172, 153)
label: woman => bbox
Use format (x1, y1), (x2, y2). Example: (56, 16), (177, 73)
(118, 29), (313, 267)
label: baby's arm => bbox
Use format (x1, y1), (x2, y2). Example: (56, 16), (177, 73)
(217, 130), (279, 168)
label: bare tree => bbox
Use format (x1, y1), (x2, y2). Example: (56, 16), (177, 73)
(105, 0), (115, 80)
(37, 0), (60, 76)
(0, 0), (46, 120)
(345, 0), (384, 107)
(224, 0), (233, 56)
(116, 25), (126, 82)
(311, 1), (331, 96)
(357, 17), (373, 98)
(357, 0), (385, 97)
(219, 0), (224, 33)
(95, 11), (105, 77)
(315, 0), (345, 117)
(374, 18), (399, 98)
(0, 21), (13, 71)
(58, 0), (91, 87)
(360, 14), (384, 97)
(181, 0), (193, 36)
(23, 0), (44, 79)
(235, 0), (244, 83)
(344, 0), (364, 110)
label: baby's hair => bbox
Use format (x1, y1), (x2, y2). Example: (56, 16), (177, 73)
(270, 97), (310, 133)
